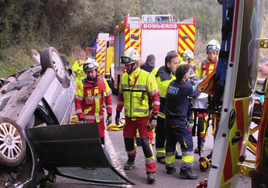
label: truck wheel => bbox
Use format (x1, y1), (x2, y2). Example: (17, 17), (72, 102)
(40, 47), (66, 83)
(111, 77), (118, 95)
(0, 117), (26, 166)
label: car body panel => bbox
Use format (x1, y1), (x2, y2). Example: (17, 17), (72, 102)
(25, 122), (134, 185)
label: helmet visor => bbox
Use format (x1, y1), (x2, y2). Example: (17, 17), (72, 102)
(207, 45), (218, 51)
(181, 53), (188, 59)
(120, 56), (135, 64)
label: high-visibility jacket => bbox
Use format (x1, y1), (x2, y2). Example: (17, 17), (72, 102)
(195, 57), (217, 79)
(72, 60), (85, 84)
(116, 67), (159, 117)
(75, 76), (112, 122)
(151, 67), (158, 76)
(155, 66), (176, 119)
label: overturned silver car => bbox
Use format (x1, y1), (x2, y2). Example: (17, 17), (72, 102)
(0, 47), (132, 187)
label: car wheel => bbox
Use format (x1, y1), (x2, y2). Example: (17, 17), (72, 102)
(40, 47), (66, 83)
(0, 117), (26, 166)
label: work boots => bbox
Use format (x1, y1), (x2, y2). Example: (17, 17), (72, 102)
(179, 168), (198, 180)
(194, 137), (205, 153)
(147, 172), (156, 184)
(166, 166), (177, 174)
(124, 156), (136, 170)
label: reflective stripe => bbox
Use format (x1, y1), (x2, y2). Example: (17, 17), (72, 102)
(133, 85), (146, 90)
(126, 149), (136, 155)
(158, 112), (166, 119)
(118, 101), (124, 105)
(155, 148), (165, 157)
(76, 109), (83, 113)
(94, 88), (100, 123)
(85, 95), (102, 100)
(182, 151), (194, 156)
(166, 155), (175, 166)
(181, 156), (194, 166)
(181, 151), (194, 166)
(75, 95), (83, 101)
(121, 84), (129, 88)
(149, 88), (159, 96)
(133, 109), (148, 113)
(153, 101), (160, 105)
(84, 114), (104, 119)
(107, 90), (112, 95)
(106, 105), (112, 108)
(183, 138), (188, 148)
(166, 151), (176, 157)
(145, 158), (155, 165)
(77, 75), (84, 77)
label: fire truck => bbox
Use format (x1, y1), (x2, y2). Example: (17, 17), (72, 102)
(86, 33), (114, 83)
(110, 14), (196, 95)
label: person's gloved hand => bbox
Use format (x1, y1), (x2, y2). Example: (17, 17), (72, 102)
(79, 118), (86, 123)
(146, 113), (157, 130)
(115, 111), (120, 125)
(106, 113), (112, 125)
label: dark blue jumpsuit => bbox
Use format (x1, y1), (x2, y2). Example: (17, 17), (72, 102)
(164, 80), (200, 170)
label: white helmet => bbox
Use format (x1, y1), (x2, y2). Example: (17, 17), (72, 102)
(181, 49), (194, 59)
(83, 58), (99, 72)
(206, 39), (220, 51)
(120, 47), (140, 65)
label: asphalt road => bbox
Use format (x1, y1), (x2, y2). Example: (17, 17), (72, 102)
(49, 94), (255, 188)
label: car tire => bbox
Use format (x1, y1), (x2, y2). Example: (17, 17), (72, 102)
(40, 47), (66, 83)
(0, 117), (26, 166)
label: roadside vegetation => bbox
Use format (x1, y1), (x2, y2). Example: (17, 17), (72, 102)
(0, 0), (267, 78)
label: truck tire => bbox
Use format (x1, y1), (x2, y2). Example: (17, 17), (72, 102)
(0, 117), (26, 166)
(110, 77), (118, 95)
(40, 47), (66, 83)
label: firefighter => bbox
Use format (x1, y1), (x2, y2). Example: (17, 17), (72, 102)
(115, 47), (159, 184)
(75, 58), (112, 145)
(193, 39), (220, 153)
(72, 56), (85, 85)
(180, 49), (196, 80)
(155, 51), (179, 164)
(136, 54), (158, 146)
(140, 54), (158, 76)
(164, 64), (200, 179)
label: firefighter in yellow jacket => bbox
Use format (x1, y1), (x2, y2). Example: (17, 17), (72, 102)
(115, 48), (160, 184)
(72, 56), (85, 85)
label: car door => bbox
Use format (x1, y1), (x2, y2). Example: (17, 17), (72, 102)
(25, 122), (134, 185)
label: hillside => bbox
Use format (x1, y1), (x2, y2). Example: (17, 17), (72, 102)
(0, 0), (267, 78)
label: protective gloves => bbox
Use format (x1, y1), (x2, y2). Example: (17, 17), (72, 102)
(106, 113), (112, 125)
(79, 118), (86, 123)
(115, 111), (120, 125)
(146, 113), (157, 131)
